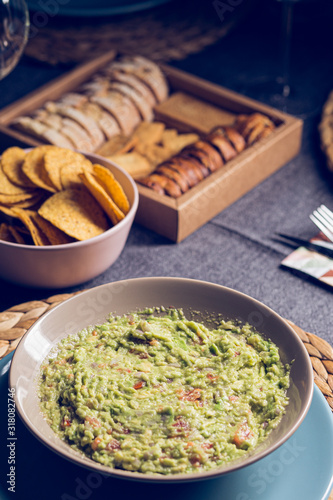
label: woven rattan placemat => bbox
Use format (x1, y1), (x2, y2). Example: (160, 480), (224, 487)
(319, 90), (333, 173)
(24, 0), (254, 66)
(0, 290), (332, 412)
(1, 291), (332, 498)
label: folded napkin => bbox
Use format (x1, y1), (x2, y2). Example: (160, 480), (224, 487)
(281, 236), (333, 287)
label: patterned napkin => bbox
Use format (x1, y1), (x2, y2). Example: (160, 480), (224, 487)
(281, 236), (333, 287)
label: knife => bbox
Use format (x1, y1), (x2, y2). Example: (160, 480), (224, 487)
(274, 233), (333, 259)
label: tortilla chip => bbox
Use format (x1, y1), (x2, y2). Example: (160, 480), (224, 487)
(38, 187), (109, 241)
(0, 223), (15, 243)
(92, 164), (130, 215)
(134, 142), (171, 168)
(9, 208), (51, 246)
(0, 191), (38, 205)
(60, 160), (93, 190)
(0, 159), (35, 196)
(44, 147), (92, 191)
(32, 213), (75, 245)
(79, 171), (125, 226)
(7, 225), (27, 244)
(108, 152), (151, 178)
(162, 131), (199, 155)
(22, 146), (57, 193)
(1, 147), (35, 189)
(132, 122), (165, 145)
(160, 129), (178, 148)
(96, 134), (138, 157)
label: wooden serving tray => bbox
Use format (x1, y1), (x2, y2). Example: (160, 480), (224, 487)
(0, 52), (303, 242)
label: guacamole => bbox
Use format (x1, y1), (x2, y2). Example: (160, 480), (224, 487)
(39, 308), (290, 475)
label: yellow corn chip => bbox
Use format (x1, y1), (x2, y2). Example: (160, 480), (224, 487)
(22, 146), (57, 193)
(134, 142), (171, 168)
(96, 134), (138, 157)
(108, 152), (151, 178)
(38, 187), (109, 241)
(160, 128), (178, 148)
(0, 223), (15, 243)
(132, 122), (166, 145)
(7, 225), (27, 244)
(0, 191), (38, 205)
(92, 164), (130, 215)
(9, 208), (51, 246)
(0, 159), (35, 196)
(1, 147), (35, 189)
(32, 213), (75, 245)
(79, 171), (125, 226)
(60, 160), (93, 190)
(44, 148), (92, 191)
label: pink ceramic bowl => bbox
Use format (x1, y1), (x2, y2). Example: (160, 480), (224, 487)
(0, 152), (138, 288)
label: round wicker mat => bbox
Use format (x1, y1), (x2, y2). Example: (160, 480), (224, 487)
(0, 291), (332, 412)
(24, 0), (254, 66)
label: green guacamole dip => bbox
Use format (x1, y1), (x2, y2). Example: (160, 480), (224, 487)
(39, 308), (290, 475)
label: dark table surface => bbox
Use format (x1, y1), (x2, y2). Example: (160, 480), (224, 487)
(0, 0), (333, 345)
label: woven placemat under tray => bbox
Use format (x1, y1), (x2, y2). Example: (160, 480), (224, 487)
(24, 0), (254, 66)
(0, 291), (332, 412)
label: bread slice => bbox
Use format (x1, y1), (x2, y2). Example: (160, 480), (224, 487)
(80, 101), (121, 140)
(57, 93), (88, 108)
(61, 117), (95, 152)
(108, 55), (168, 103)
(46, 103), (104, 150)
(206, 132), (237, 162)
(12, 116), (75, 149)
(108, 70), (156, 107)
(109, 81), (154, 122)
(92, 91), (141, 135)
(156, 164), (189, 193)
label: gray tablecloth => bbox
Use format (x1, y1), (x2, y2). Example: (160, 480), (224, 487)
(0, 0), (332, 343)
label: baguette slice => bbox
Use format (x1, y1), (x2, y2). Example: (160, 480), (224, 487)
(61, 118), (95, 153)
(107, 55), (168, 103)
(81, 102), (121, 140)
(92, 92), (141, 135)
(109, 70), (156, 107)
(12, 116), (75, 149)
(46, 103), (104, 150)
(109, 81), (154, 122)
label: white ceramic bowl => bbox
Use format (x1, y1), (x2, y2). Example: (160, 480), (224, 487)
(0, 153), (138, 288)
(9, 278), (314, 483)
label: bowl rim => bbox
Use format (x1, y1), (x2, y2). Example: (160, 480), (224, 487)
(0, 151), (139, 250)
(9, 277), (314, 483)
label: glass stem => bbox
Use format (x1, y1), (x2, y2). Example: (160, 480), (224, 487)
(279, 2), (294, 98)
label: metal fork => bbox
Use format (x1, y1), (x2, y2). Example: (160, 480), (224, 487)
(310, 205), (333, 242)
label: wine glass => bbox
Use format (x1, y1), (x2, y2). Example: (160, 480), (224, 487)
(0, 0), (30, 80)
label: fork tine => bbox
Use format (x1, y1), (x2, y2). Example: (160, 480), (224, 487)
(313, 209), (333, 233)
(310, 213), (333, 242)
(319, 205), (333, 226)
